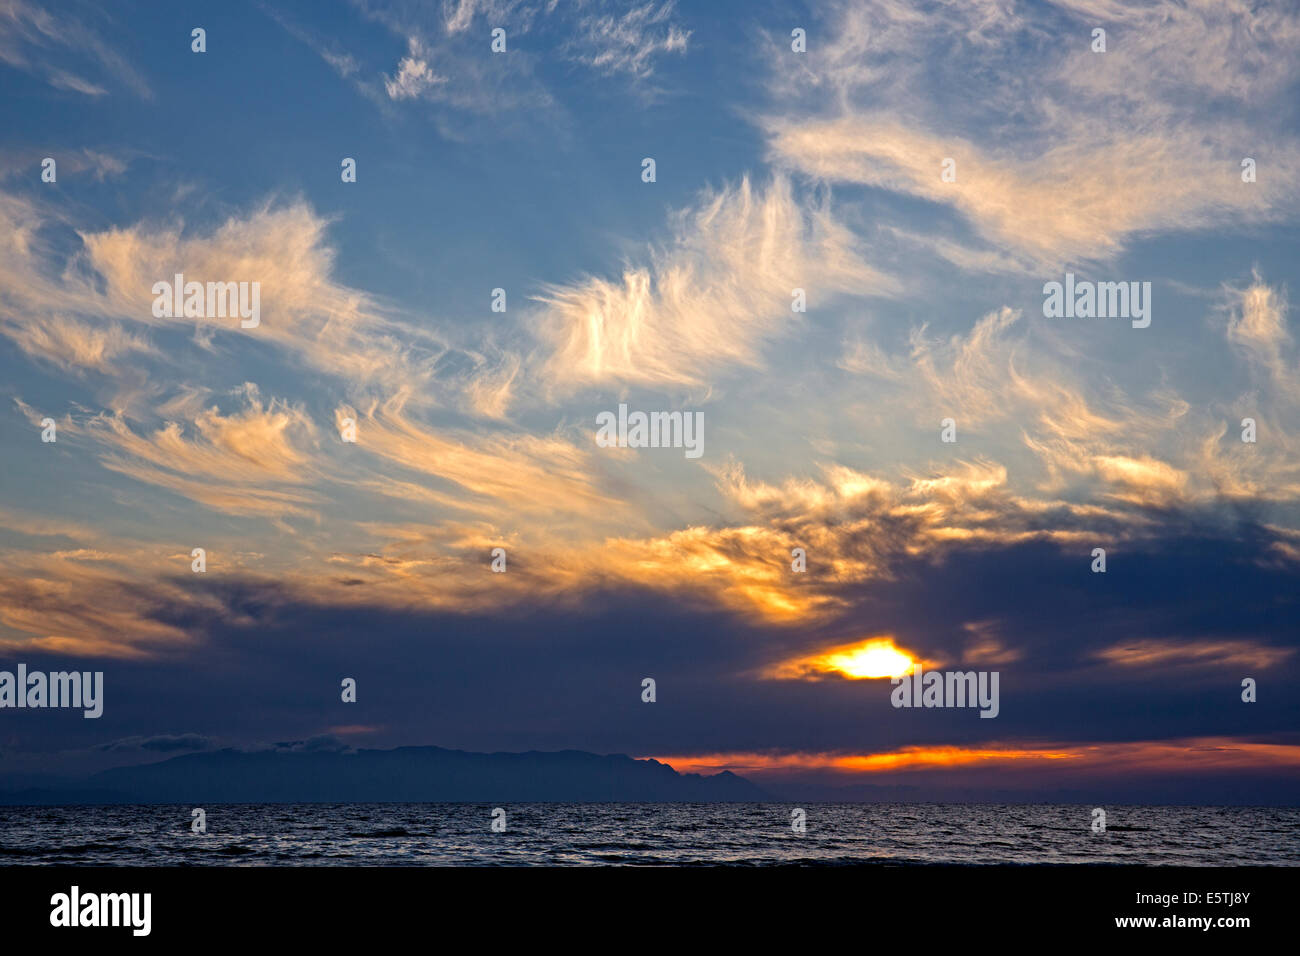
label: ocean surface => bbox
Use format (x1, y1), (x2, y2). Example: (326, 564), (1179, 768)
(1, 803), (1296, 866)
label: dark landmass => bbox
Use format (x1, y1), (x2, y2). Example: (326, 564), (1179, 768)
(0, 746), (767, 805)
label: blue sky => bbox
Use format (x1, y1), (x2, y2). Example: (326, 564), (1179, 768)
(1, 0), (1298, 801)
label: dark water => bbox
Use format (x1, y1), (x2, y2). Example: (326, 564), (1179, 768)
(1, 803), (1296, 865)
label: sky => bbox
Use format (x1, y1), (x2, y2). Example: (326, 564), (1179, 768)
(0, 0), (1298, 803)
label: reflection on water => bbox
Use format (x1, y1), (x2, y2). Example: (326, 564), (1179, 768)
(1, 802), (1296, 866)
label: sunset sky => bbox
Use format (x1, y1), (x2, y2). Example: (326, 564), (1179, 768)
(1, 0), (1298, 802)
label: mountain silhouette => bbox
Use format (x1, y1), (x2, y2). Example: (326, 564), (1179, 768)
(2, 746), (767, 804)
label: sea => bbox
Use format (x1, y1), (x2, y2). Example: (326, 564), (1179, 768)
(1, 803), (1296, 866)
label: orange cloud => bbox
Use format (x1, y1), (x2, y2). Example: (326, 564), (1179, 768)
(652, 737), (1300, 777)
(1095, 639), (1293, 671)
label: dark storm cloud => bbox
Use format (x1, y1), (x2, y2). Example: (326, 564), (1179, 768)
(3, 506), (1296, 797)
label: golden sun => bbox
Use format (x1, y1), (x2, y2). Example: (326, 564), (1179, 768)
(821, 638), (916, 679)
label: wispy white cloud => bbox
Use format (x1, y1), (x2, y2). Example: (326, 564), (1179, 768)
(261, 4), (361, 78)
(535, 174), (896, 393)
(46, 69), (105, 95)
(383, 36), (445, 99)
(0, 0), (152, 98)
(760, 0), (1300, 267)
(277, 0), (691, 126)
(565, 1), (689, 81)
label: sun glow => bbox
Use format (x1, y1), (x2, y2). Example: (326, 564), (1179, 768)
(763, 636), (922, 681)
(821, 638), (916, 678)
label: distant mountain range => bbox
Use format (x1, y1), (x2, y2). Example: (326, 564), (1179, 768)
(0, 746), (767, 805)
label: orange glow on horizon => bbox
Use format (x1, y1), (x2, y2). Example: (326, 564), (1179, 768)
(649, 737), (1300, 777)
